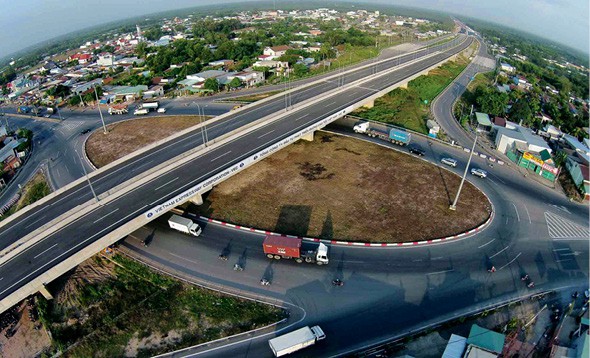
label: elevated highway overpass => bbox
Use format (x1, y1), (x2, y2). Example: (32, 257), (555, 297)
(0, 35), (474, 312)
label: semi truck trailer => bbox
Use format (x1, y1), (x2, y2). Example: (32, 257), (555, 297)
(168, 215), (202, 237)
(268, 325), (326, 357)
(263, 235), (329, 265)
(353, 121), (411, 146)
(134, 108), (149, 115)
(141, 101), (159, 109)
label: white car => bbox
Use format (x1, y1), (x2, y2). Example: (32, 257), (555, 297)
(441, 158), (458, 167)
(471, 168), (487, 178)
(157, 107), (166, 113)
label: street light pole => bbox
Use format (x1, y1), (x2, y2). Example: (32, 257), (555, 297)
(194, 102), (208, 146)
(75, 149), (98, 203)
(93, 86), (107, 134)
(449, 130), (478, 211)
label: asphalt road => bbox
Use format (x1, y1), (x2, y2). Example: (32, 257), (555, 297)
(0, 37), (473, 304)
(120, 127), (589, 356)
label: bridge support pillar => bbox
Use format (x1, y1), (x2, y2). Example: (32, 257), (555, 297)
(38, 285), (53, 300)
(363, 99), (374, 109)
(189, 193), (204, 206)
(301, 131), (314, 142)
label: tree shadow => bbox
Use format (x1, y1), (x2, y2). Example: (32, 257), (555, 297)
(274, 205), (312, 236)
(320, 210), (334, 240)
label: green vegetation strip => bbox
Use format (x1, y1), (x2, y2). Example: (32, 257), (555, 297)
(38, 255), (285, 357)
(353, 52), (471, 134)
(0, 172), (50, 221)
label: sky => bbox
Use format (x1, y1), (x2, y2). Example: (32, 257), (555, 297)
(0, 0), (588, 58)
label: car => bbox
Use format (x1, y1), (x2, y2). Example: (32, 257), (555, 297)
(441, 157), (458, 167)
(408, 145), (425, 156)
(44, 114), (51, 118)
(470, 168), (487, 178)
(80, 128), (92, 135)
(157, 107), (166, 113)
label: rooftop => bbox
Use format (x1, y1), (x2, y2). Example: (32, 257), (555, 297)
(466, 324), (505, 354)
(475, 112), (492, 127)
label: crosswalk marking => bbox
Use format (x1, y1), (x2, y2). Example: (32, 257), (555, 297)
(59, 120), (85, 131)
(544, 212), (589, 239)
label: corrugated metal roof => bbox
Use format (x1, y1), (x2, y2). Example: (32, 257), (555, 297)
(442, 334), (467, 358)
(466, 324), (505, 354)
(475, 112), (492, 126)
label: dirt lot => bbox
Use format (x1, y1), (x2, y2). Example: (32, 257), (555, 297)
(0, 299), (51, 358)
(194, 132), (491, 242)
(86, 115), (205, 168)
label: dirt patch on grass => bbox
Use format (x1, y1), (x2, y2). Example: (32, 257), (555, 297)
(86, 115), (205, 168)
(196, 132), (491, 242)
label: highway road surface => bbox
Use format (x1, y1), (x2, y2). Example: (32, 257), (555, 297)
(0, 37), (473, 306)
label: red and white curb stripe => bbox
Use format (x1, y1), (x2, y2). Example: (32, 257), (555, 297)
(195, 207), (494, 247)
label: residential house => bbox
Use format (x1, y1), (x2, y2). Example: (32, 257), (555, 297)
(105, 85), (148, 101)
(465, 324), (505, 357)
(475, 112), (492, 131)
(263, 45), (292, 59)
(97, 53), (115, 67)
(142, 85), (164, 99)
(71, 78), (103, 95)
(186, 70), (226, 83)
(442, 334), (467, 358)
(500, 62), (515, 73)
(227, 71), (264, 88)
(543, 124), (563, 140)
(565, 157), (590, 200)
(0, 137), (26, 172)
(69, 53), (93, 64)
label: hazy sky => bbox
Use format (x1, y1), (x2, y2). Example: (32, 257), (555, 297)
(0, 0), (588, 58)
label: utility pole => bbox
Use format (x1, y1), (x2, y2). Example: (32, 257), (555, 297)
(94, 86), (107, 134)
(75, 149), (98, 203)
(449, 130), (478, 211)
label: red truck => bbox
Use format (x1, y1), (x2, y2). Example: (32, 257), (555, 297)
(263, 235), (329, 265)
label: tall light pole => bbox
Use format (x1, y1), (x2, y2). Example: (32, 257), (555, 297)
(75, 149), (98, 203)
(193, 102), (208, 146)
(55, 104), (63, 121)
(93, 86), (107, 134)
(449, 129), (478, 211)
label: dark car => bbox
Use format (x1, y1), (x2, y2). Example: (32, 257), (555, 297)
(408, 145), (425, 156)
(80, 128), (92, 135)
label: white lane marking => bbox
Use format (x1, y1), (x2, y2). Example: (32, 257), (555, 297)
(357, 85), (379, 92)
(55, 168), (61, 178)
(325, 101), (337, 106)
(555, 258), (572, 263)
(258, 130), (275, 139)
(33, 243), (58, 259)
(0, 205), (149, 297)
(544, 212), (589, 239)
(432, 256), (444, 261)
(412, 259), (423, 262)
(0, 277), (3, 281)
(426, 269), (454, 275)
(24, 215), (47, 229)
(210, 150), (232, 162)
(154, 177), (179, 191)
(490, 246), (510, 259)
(552, 238), (590, 241)
(169, 252), (200, 265)
(511, 203), (520, 222)
(499, 252), (521, 270)
(93, 208), (120, 223)
(293, 114), (310, 122)
(553, 248), (570, 252)
(523, 205), (532, 224)
(478, 238), (495, 249)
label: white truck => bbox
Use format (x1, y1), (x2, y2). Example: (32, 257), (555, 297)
(268, 326), (325, 357)
(142, 101), (159, 109)
(168, 215), (202, 237)
(134, 108), (149, 116)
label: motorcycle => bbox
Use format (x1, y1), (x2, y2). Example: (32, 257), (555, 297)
(218, 254), (228, 261)
(233, 263), (243, 271)
(332, 279), (344, 287)
(260, 278), (270, 286)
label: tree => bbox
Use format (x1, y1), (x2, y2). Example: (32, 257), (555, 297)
(293, 63), (309, 77)
(204, 78), (219, 92)
(228, 77), (242, 89)
(510, 100), (533, 125)
(475, 87), (508, 117)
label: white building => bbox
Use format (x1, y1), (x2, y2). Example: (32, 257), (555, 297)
(263, 45), (291, 59)
(97, 53), (114, 67)
(495, 125), (552, 154)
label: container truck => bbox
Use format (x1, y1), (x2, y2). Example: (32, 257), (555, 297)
(168, 215), (202, 237)
(134, 108), (149, 115)
(141, 101), (159, 109)
(268, 325), (325, 357)
(353, 121), (411, 146)
(263, 235), (329, 265)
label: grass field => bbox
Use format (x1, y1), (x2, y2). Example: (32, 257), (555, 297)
(86, 115), (206, 168)
(0, 172), (50, 221)
(38, 255), (285, 357)
(227, 90), (283, 103)
(353, 50), (472, 134)
(192, 132), (491, 243)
